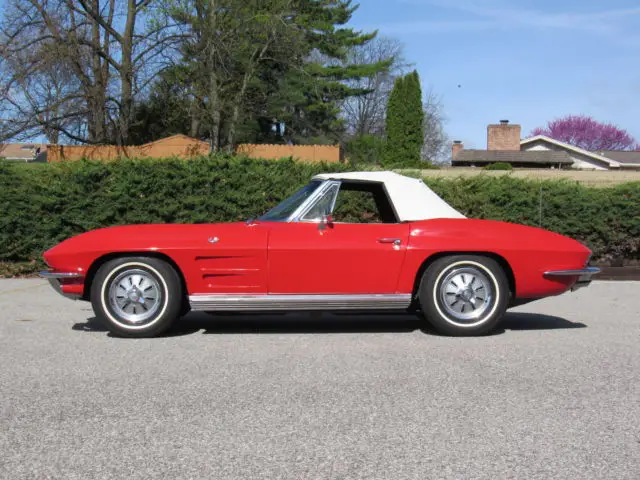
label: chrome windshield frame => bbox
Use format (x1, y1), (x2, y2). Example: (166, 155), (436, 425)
(291, 180), (340, 222)
(286, 180), (341, 223)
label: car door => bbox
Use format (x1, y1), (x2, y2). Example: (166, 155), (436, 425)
(267, 219), (410, 294)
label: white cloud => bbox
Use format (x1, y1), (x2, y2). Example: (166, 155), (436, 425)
(378, 19), (494, 35)
(392, 0), (640, 37)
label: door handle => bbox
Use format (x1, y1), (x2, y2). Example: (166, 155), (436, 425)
(378, 238), (401, 245)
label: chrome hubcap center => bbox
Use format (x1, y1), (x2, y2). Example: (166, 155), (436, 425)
(459, 286), (474, 302)
(108, 268), (162, 325)
(127, 288), (143, 303)
(439, 266), (494, 323)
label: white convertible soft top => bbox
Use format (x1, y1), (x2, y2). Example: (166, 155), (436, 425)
(312, 171), (465, 222)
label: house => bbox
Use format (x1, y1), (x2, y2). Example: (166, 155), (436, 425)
(452, 121), (640, 170)
(0, 143), (48, 162)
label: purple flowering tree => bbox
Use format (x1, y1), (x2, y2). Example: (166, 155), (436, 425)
(530, 115), (639, 151)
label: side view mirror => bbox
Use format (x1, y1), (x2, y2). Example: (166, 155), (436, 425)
(318, 214), (334, 231)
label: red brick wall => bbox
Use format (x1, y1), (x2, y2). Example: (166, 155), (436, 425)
(487, 123), (521, 151)
(452, 142), (464, 159)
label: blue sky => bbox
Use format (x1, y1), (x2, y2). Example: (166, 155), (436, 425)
(351, 0), (640, 148)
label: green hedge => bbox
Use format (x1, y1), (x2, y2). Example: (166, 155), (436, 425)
(427, 176), (639, 264)
(1, 156), (638, 276)
(0, 156), (352, 275)
(483, 162), (513, 171)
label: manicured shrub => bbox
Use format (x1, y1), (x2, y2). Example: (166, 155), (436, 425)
(483, 162), (513, 171)
(425, 175), (639, 264)
(0, 157), (638, 275)
(0, 156), (351, 273)
(343, 135), (386, 165)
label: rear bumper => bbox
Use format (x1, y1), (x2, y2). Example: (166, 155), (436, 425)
(39, 271), (83, 300)
(544, 267), (601, 291)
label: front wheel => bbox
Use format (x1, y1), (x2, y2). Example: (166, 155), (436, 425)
(90, 257), (183, 338)
(418, 255), (509, 336)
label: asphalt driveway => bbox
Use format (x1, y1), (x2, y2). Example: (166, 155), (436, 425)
(0, 280), (638, 479)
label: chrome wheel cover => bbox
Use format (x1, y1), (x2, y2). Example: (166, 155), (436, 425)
(107, 268), (162, 326)
(438, 266), (494, 323)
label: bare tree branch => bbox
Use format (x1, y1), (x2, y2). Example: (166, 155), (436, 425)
(0, 0), (180, 145)
(338, 36), (410, 137)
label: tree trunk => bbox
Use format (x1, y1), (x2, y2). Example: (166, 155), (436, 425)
(210, 107), (220, 153)
(226, 73), (251, 152)
(49, 129), (59, 145)
(207, 47), (220, 152)
(225, 43), (270, 150)
(207, 0), (219, 153)
(190, 110), (201, 138)
(90, 0), (106, 143)
(118, 0), (137, 146)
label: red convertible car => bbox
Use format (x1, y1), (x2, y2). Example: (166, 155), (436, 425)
(41, 171), (598, 337)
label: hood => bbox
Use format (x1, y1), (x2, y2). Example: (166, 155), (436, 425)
(43, 222), (246, 265)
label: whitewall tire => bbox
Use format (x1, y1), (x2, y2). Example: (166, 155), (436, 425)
(418, 255), (509, 336)
(90, 257), (182, 338)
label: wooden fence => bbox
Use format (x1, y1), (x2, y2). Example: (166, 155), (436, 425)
(236, 144), (340, 163)
(47, 137), (341, 163)
(47, 135), (209, 162)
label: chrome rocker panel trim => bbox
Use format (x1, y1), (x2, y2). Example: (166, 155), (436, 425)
(544, 267), (600, 292)
(39, 271), (83, 300)
(39, 271), (83, 279)
(189, 294), (412, 312)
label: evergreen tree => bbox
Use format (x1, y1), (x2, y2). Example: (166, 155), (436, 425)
(383, 70), (424, 166)
(273, 0), (391, 144)
(136, 0), (391, 148)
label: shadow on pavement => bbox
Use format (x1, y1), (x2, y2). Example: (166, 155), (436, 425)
(72, 317), (108, 332)
(501, 312), (586, 331)
(72, 311), (586, 338)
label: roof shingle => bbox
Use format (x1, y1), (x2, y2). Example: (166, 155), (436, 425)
(454, 150), (573, 165)
(596, 151), (640, 165)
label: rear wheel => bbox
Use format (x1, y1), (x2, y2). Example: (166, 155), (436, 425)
(90, 257), (182, 338)
(418, 255), (509, 336)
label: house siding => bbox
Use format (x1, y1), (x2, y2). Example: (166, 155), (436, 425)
(521, 140), (609, 170)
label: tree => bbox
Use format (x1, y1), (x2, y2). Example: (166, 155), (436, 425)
(421, 88), (449, 163)
(0, 44), (83, 144)
(383, 70), (424, 166)
(0, 0), (176, 145)
(160, 0), (287, 151)
(276, 1), (389, 145)
(337, 38), (450, 165)
(343, 134), (385, 165)
(339, 36), (407, 137)
(129, 72), (194, 145)
(1, 0), (390, 148)
(152, 0), (389, 150)
(531, 115), (639, 151)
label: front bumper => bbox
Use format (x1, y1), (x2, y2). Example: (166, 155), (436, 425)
(39, 271), (83, 299)
(544, 267), (601, 291)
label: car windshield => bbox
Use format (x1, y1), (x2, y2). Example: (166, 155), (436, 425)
(259, 181), (322, 222)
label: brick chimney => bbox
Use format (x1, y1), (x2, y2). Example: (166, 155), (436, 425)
(452, 140), (464, 160)
(487, 120), (521, 151)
